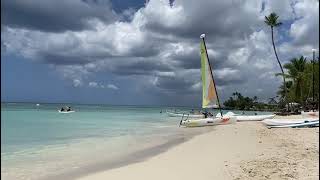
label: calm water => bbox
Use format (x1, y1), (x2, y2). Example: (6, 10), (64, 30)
(1, 103), (271, 180)
(1, 103), (200, 180)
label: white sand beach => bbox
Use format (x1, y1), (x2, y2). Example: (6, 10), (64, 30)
(78, 115), (319, 180)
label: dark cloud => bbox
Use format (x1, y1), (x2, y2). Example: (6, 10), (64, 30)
(1, 0), (118, 32)
(39, 52), (92, 65)
(1, 0), (318, 104)
(110, 59), (173, 75)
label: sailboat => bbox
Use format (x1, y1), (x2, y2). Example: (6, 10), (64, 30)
(180, 34), (236, 127)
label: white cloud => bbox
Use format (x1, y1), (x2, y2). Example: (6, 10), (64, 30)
(88, 81), (98, 88)
(155, 71), (175, 77)
(73, 79), (83, 87)
(107, 84), (119, 90)
(290, 0), (319, 45)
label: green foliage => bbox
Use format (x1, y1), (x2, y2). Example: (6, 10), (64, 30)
(264, 12), (282, 27)
(223, 92), (276, 111)
(278, 56), (319, 108)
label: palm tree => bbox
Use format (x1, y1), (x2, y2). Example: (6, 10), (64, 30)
(232, 92), (240, 99)
(253, 96), (258, 102)
(283, 56), (307, 104)
(277, 81), (292, 102)
(264, 13), (288, 110)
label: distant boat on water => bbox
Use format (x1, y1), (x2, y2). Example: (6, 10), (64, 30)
(58, 106), (75, 113)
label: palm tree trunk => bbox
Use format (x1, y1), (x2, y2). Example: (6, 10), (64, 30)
(300, 80), (303, 106)
(271, 27), (289, 111)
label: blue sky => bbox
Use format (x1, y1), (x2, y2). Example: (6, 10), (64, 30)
(1, 0), (319, 106)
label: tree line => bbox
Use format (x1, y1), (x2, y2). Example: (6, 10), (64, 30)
(223, 92), (277, 111)
(223, 55), (319, 111)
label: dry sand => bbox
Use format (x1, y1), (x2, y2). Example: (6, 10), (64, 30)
(78, 115), (319, 180)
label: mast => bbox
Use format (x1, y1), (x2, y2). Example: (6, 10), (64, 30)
(200, 34), (223, 117)
(312, 49), (316, 111)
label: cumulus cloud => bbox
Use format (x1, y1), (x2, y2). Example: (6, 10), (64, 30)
(73, 79), (83, 87)
(88, 81), (108, 88)
(107, 84), (119, 90)
(88, 81), (98, 88)
(1, 0), (319, 104)
(1, 0), (118, 32)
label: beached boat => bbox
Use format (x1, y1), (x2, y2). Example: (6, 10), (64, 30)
(166, 111), (204, 118)
(180, 116), (237, 127)
(266, 121), (319, 128)
(261, 118), (319, 126)
(180, 34), (235, 127)
(216, 111), (276, 121)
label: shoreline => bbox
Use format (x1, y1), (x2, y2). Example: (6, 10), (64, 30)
(76, 116), (319, 180)
(39, 127), (213, 180)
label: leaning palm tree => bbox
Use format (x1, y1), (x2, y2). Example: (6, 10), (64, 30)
(264, 12), (288, 110)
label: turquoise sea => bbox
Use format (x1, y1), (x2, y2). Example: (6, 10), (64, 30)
(1, 103), (272, 180)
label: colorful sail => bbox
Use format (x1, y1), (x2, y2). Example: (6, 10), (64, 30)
(200, 34), (218, 109)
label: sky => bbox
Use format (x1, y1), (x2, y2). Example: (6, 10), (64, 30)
(1, 0), (319, 106)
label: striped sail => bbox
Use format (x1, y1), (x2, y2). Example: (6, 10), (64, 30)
(200, 36), (218, 109)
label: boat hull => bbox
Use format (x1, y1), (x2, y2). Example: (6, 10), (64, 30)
(266, 121), (319, 128)
(236, 114), (276, 121)
(58, 110), (75, 113)
(181, 116), (236, 127)
(167, 112), (204, 118)
(216, 112), (275, 121)
(262, 118), (319, 126)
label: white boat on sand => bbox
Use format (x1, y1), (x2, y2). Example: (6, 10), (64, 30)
(266, 121), (319, 128)
(262, 118), (319, 126)
(216, 111), (276, 121)
(180, 116), (237, 127)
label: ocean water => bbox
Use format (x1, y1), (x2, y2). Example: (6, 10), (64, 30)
(1, 103), (204, 180)
(1, 103), (272, 180)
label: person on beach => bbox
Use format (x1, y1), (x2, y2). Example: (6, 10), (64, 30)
(202, 111), (208, 118)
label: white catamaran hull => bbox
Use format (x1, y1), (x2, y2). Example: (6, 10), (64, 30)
(167, 112), (204, 118)
(181, 116), (237, 127)
(266, 121), (319, 128)
(262, 118), (319, 126)
(216, 112), (275, 121)
(235, 114), (275, 121)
